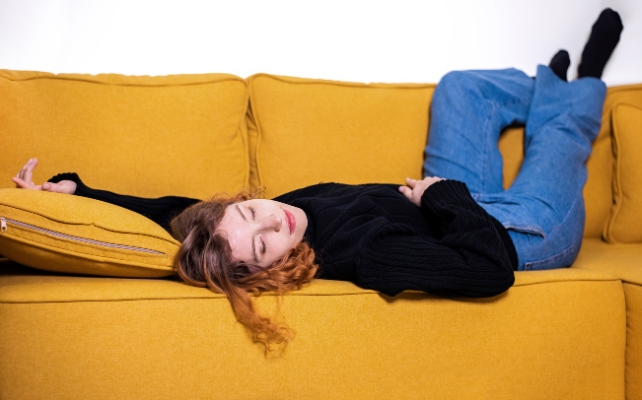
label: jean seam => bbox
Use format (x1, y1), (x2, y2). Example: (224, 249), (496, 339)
(482, 102), (493, 194)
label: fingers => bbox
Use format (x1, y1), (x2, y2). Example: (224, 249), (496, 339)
(405, 177), (417, 188)
(12, 176), (44, 190)
(27, 158), (38, 183)
(399, 176), (447, 208)
(398, 185), (412, 200)
(12, 176), (26, 188)
(12, 176), (58, 192)
(19, 158), (38, 183)
(413, 179), (428, 195)
(422, 176), (445, 187)
(15, 158), (38, 187)
(13, 158), (48, 191)
(399, 184), (422, 206)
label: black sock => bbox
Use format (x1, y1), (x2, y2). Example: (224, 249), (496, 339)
(549, 50), (570, 81)
(578, 8), (623, 79)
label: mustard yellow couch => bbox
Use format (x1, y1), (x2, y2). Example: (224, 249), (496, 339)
(0, 70), (641, 400)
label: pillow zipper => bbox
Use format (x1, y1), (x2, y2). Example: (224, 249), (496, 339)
(0, 216), (164, 255)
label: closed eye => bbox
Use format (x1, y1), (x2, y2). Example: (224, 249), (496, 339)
(261, 239), (266, 255)
(249, 206), (256, 220)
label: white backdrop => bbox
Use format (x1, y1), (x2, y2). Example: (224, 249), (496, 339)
(0, 0), (640, 86)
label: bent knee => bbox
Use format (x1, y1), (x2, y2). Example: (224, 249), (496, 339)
(438, 70), (478, 90)
(437, 68), (529, 97)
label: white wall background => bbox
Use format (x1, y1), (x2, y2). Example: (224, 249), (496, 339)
(0, 0), (639, 86)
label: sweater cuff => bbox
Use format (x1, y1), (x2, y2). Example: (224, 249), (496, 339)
(421, 179), (474, 208)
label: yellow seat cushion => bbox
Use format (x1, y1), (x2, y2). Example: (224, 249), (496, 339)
(247, 74), (435, 199)
(0, 189), (179, 277)
(604, 103), (642, 243)
(0, 259), (625, 399)
(573, 238), (642, 400)
(0, 70), (249, 200)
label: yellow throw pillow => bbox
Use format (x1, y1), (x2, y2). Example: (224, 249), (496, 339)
(0, 189), (180, 277)
(247, 74), (436, 199)
(604, 103), (642, 243)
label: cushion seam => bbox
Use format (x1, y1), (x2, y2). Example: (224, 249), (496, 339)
(0, 278), (625, 304)
(0, 235), (175, 269)
(249, 73), (436, 90)
(0, 204), (178, 244)
(605, 102), (642, 243)
(0, 72), (245, 87)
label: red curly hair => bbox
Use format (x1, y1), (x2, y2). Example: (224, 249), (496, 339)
(169, 189), (318, 350)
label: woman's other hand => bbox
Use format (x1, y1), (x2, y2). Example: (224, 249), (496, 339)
(11, 158), (77, 195)
(399, 176), (444, 207)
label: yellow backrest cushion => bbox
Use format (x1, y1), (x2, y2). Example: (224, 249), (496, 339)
(248, 74), (435, 199)
(604, 103), (642, 243)
(585, 85), (642, 238)
(0, 70), (249, 200)
(0, 189), (179, 277)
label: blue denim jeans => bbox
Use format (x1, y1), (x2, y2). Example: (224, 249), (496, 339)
(423, 65), (606, 271)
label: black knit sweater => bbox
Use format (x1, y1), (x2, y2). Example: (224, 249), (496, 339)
(274, 182), (516, 297)
(50, 173), (517, 298)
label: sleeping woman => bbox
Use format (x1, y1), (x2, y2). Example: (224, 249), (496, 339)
(11, 9), (623, 349)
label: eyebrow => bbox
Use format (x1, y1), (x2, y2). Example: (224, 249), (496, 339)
(236, 205), (259, 263)
(235, 205), (247, 221)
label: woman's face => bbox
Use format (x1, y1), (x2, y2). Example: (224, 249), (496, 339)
(217, 199), (308, 269)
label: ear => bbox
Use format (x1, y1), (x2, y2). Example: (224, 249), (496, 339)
(246, 264), (263, 274)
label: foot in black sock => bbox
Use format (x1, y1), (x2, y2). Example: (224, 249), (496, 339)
(578, 8), (623, 79)
(549, 50), (570, 81)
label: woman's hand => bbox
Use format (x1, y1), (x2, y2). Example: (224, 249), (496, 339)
(11, 158), (77, 195)
(399, 176), (444, 207)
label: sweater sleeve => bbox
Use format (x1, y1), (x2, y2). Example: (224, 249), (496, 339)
(355, 180), (515, 298)
(48, 173), (201, 233)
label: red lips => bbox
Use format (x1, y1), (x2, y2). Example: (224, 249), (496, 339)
(283, 209), (296, 235)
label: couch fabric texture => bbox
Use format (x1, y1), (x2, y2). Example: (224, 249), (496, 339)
(1, 69), (641, 400)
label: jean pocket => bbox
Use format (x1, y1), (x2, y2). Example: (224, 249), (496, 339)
(523, 244), (576, 271)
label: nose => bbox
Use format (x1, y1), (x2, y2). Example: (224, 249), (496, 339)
(259, 214), (281, 232)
